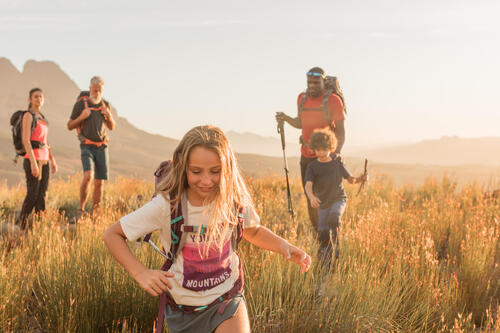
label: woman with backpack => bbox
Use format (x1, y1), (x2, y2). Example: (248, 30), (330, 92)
(18, 88), (58, 229)
(103, 125), (311, 333)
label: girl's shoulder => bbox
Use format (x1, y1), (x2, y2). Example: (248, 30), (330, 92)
(149, 193), (171, 213)
(22, 110), (34, 121)
(240, 204), (260, 228)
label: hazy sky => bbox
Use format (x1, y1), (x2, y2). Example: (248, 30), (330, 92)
(1, 0), (499, 147)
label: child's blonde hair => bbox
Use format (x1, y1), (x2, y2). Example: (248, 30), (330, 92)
(156, 125), (252, 251)
(309, 128), (337, 152)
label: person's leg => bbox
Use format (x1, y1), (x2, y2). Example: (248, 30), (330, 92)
(93, 179), (103, 212)
(19, 159), (40, 230)
(317, 206), (332, 267)
(34, 163), (50, 214)
(79, 145), (94, 211)
(80, 171), (93, 211)
(327, 200), (346, 259)
(300, 155), (318, 231)
(92, 146), (108, 212)
(214, 301), (251, 333)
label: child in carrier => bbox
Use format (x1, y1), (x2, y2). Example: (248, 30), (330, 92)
(103, 125), (311, 333)
(304, 128), (367, 266)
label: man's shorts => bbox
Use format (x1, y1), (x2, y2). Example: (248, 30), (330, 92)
(80, 144), (109, 180)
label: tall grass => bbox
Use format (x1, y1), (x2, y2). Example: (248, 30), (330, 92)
(0, 175), (498, 332)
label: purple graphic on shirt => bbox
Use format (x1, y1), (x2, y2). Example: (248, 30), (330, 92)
(182, 239), (232, 291)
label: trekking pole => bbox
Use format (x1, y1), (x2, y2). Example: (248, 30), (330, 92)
(148, 240), (169, 260)
(277, 117), (296, 221)
(357, 158), (368, 195)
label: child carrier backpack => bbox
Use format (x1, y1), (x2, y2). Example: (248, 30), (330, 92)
(146, 160), (245, 333)
(10, 110), (46, 161)
(298, 76), (347, 132)
(75, 91), (109, 146)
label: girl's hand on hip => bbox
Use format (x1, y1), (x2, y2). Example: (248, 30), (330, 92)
(282, 243), (311, 273)
(135, 269), (174, 297)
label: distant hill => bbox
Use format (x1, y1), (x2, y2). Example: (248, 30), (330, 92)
(226, 130), (300, 157)
(1, 57), (499, 189)
(355, 136), (500, 166)
(0, 58), (183, 186)
(0, 58), (290, 186)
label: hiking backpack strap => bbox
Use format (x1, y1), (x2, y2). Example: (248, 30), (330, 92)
(298, 91), (334, 146)
(26, 110), (47, 149)
(26, 110), (38, 133)
(77, 98), (109, 146)
(153, 193), (185, 333)
(231, 207), (245, 251)
(322, 90), (335, 132)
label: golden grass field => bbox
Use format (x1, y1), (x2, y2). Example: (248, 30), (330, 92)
(0, 175), (499, 332)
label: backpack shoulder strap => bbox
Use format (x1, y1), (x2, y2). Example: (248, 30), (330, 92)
(38, 112), (48, 126)
(144, 192), (185, 266)
(173, 193), (189, 256)
(298, 91), (307, 120)
(322, 90), (335, 132)
(231, 207), (245, 251)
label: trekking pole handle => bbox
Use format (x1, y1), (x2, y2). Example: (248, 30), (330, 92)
(277, 121), (286, 150)
(357, 158), (368, 195)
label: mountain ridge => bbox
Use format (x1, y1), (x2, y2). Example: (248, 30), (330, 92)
(1, 57), (499, 189)
(0, 57), (296, 186)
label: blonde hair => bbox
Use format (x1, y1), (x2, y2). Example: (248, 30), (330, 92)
(309, 127), (337, 152)
(156, 125), (252, 252)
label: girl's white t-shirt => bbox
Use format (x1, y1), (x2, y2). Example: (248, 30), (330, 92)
(120, 194), (260, 306)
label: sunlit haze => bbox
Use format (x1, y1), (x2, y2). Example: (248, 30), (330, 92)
(1, 0), (499, 147)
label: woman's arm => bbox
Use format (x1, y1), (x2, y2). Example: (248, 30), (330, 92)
(103, 222), (174, 296)
(48, 147), (57, 174)
(243, 225), (311, 273)
(21, 112), (39, 178)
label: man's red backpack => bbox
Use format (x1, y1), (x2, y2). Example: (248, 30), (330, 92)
(298, 76), (347, 131)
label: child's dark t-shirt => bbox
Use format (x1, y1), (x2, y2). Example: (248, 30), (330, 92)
(305, 158), (352, 209)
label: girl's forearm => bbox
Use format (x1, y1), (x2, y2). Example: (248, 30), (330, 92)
(103, 227), (148, 279)
(243, 225), (289, 255)
(49, 149), (55, 163)
(22, 138), (36, 164)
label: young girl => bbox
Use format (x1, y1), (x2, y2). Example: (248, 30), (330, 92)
(19, 88), (58, 229)
(103, 125), (311, 333)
